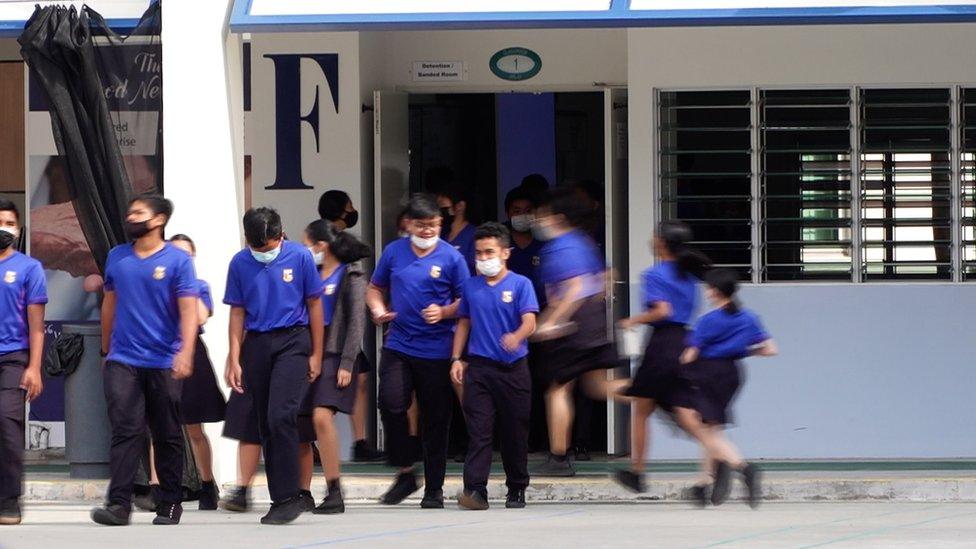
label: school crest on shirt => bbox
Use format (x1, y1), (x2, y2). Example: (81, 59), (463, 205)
(430, 265), (442, 279)
(3, 271), (15, 284)
(325, 283), (337, 295)
(501, 290), (513, 303)
(152, 266), (166, 280)
(532, 256), (541, 267)
(283, 268), (294, 283)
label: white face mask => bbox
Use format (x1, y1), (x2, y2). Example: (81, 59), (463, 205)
(250, 244), (281, 264)
(411, 234), (438, 250)
(510, 215), (533, 233)
(307, 246), (325, 266)
(476, 257), (503, 277)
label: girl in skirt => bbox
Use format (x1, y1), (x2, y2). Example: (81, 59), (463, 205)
(678, 268), (777, 508)
(302, 220), (371, 514)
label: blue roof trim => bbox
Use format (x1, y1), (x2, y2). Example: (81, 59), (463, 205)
(0, 17), (142, 38)
(230, 3), (976, 33)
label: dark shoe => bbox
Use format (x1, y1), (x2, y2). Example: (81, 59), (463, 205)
(299, 490), (315, 512)
(612, 469), (645, 493)
(313, 491), (345, 515)
(505, 488), (526, 509)
(420, 489), (444, 509)
(152, 502), (183, 525)
(0, 498), (22, 525)
(198, 482), (219, 511)
(352, 440), (386, 462)
(260, 496), (304, 525)
(219, 485), (250, 513)
(91, 503), (131, 526)
(133, 484), (159, 513)
(380, 471), (420, 505)
(457, 490), (489, 511)
(573, 446), (592, 462)
(531, 454), (576, 477)
(711, 461), (733, 506)
(741, 463), (762, 509)
(690, 484), (709, 508)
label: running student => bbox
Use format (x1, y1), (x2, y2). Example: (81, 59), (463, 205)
(91, 195), (198, 527)
(302, 220), (372, 514)
(0, 199), (47, 526)
(678, 268), (777, 508)
(224, 207), (324, 525)
(452, 223), (538, 511)
(367, 193), (469, 508)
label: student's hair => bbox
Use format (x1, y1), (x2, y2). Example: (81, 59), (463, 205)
(658, 220), (712, 279)
(704, 268), (741, 314)
(0, 198), (20, 223)
(169, 234), (196, 254)
(405, 193), (441, 221)
(129, 193), (173, 225)
(504, 186), (536, 213)
(305, 219), (372, 264)
(539, 186), (587, 228)
(474, 221), (511, 249)
(317, 190), (351, 221)
(434, 184), (467, 207)
(243, 207), (283, 249)
(574, 179), (603, 205)
(519, 173), (550, 195)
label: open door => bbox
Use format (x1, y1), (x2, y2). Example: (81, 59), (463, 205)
(373, 90), (409, 449)
(604, 88), (629, 455)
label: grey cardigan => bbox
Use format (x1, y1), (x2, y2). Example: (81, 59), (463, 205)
(324, 260), (368, 373)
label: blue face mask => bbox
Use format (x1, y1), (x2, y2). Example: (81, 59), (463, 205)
(250, 244), (281, 264)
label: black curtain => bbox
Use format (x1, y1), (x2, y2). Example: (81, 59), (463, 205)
(17, 2), (160, 274)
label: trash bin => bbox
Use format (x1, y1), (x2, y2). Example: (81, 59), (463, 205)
(62, 323), (111, 479)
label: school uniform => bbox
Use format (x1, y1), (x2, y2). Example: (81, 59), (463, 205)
(372, 237), (469, 493)
(679, 308), (770, 425)
(458, 272), (538, 497)
(624, 261), (699, 408)
(102, 243), (197, 511)
(223, 240), (322, 504)
(537, 230), (615, 386)
(0, 252), (47, 504)
(180, 279), (226, 425)
(446, 223), (477, 276)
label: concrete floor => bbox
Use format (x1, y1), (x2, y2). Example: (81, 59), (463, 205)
(2, 502), (975, 548)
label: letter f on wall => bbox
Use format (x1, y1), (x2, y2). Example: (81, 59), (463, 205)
(264, 53), (339, 190)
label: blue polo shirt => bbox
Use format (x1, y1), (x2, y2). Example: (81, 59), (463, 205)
(687, 307), (770, 359)
(641, 261), (699, 326)
(446, 223), (476, 275)
(320, 264), (347, 326)
(0, 252), (48, 354)
(224, 240), (323, 332)
(458, 272), (538, 365)
(104, 243), (198, 368)
(540, 230), (605, 300)
(504, 222), (546, 307)
(197, 279), (213, 335)
(371, 238), (469, 359)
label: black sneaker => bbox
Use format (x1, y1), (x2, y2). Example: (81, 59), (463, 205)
(711, 461), (733, 506)
(531, 454), (576, 477)
(313, 491), (345, 515)
(612, 469), (645, 493)
(219, 485), (251, 513)
(573, 446), (592, 462)
(260, 496), (304, 525)
(152, 502), (183, 525)
(505, 488), (526, 509)
(133, 484), (159, 513)
(198, 482), (219, 511)
(690, 484), (709, 508)
(91, 503), (131, 526)
(421, 489), (444, 509)
(0, 498), (22, 525)
(457, 490), (488, 511)
(741, 463), (762, 509)
(380, 471), (420, 505)
(299, 490), (315, 512)
(351, 440), (386, 462)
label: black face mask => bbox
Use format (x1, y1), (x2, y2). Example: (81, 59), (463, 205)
(343, 210), (359, 229)
(440, 207), (455, 227)
(125, 220), (152, 240)
(0, 229), (15, 251)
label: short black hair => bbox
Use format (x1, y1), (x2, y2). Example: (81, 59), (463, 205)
(0, 198), (20, 223)
(704, 268), (739, 300)
(169, 234), (196, 253)
(519, 173), (550, 194)
(305, 219), (372, 264)
(243, 207), (283, 249)
(405, 193), (441, 221)
(504, 186), (536, 213)
(538, 186), (586, 228)
(130, 193), (173, 225)
(574, 179), (603, 204)
(317, 190), (351, 221)
(474, 221), (511, 249)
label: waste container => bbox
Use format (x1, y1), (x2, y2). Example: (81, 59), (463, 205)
(62, 323), (111, 479)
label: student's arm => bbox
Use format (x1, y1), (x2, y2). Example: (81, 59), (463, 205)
(336, 272), (367, 388)
(100, 290), (116, 356)
(226, 306), (246, 393)
(538, 275), (585, 329)
(172, 296), (198, 380)
(366, 284), (396, 324)
(450, 318), (471, 385)
(680, 346), (700, 365)
(423, 298), (460, 324)
(502, 313), (537, 353)
(306, 296), (324, 383)
(21, 303), (45, 401)
(752, 339), (778, 357)
(619, 301), (671, 329)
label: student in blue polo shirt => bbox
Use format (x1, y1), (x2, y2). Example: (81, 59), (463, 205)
(451, 222), (538, 511)
(436, 186), (476, 275)
(223, 207), (324, 525)
(366, 194), (469, 508)
(91, 195), (199, 527)
(0, 199), (47, 526)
